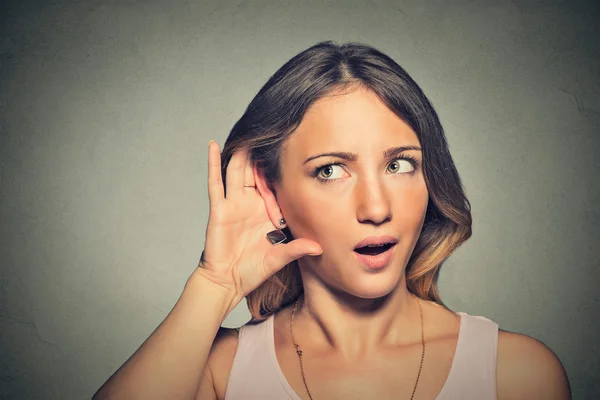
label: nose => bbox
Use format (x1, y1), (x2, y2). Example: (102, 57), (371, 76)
(355, 176), (392, 225)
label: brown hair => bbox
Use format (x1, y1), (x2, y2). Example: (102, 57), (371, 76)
(219, 41), (472, 322)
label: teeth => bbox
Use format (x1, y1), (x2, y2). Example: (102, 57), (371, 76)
(355, 242), (394, 250)
(358, 243), (391, 249)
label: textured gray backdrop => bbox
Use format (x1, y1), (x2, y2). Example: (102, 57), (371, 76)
(1, 0), (599, 399)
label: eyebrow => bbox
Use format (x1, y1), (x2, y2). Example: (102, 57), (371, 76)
(302, 145), (422, 165)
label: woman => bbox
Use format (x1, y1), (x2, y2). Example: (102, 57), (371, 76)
(94, 41), (571, 399)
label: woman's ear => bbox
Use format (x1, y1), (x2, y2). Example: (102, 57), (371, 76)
(253, 164), (285, 228)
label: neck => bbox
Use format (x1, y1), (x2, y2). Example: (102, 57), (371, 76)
(292, 272), (422, 363)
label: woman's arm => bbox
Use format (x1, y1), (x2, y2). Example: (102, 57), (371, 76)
(496, 330), (571, 400)
(92, 271), (236, 400)
(92, 141), (322, 399)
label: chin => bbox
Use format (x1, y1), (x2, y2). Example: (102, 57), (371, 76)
(310, 252), (405, 298)
(341, 273), (403, 300)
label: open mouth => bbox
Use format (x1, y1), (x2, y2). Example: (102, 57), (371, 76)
(354, 243), (395, 256)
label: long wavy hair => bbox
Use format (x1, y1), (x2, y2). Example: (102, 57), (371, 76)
(219, 41), (472, 322)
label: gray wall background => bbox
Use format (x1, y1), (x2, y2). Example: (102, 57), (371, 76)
(1, 0), (598, 399)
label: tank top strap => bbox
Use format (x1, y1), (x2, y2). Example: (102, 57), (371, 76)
(436, 311), (499, 399)
(224, 315), (294, 399)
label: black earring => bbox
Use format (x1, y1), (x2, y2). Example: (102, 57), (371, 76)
(266, 218), (287, 245)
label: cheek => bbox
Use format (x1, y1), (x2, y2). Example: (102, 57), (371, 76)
(278, 192), (323, 236)
(396, 183), (429, 228)
(280, 192), (346, 248)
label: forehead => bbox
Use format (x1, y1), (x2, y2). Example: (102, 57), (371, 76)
(284, 87), (420, 157)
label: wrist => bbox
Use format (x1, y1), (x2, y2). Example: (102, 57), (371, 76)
(184, 268), (239, 317)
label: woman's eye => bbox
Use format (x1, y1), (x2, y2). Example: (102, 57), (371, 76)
(318, 164), (345, 180)
(387, 159), (415, 174)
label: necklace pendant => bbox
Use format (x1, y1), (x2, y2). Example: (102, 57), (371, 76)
(296, 349), (303, 356)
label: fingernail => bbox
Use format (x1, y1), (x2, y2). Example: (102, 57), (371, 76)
(208, 139), (214, 147)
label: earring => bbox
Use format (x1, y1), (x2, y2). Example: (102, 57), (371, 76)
(266, 218), (287, 245)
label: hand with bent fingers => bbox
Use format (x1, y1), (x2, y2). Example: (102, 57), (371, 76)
(194, 141), (322, 314)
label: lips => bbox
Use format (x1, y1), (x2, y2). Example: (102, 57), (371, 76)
(353, 243), (396, 269)
(353, 235), (398, 251)
(354, 242), (394, 255)
(352, 235), (398, 270)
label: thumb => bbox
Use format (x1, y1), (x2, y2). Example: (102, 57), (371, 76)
(264, 238), (322, 274)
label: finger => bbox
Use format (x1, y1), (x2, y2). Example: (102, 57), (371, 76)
(207, 140), (224, 205)
(264, 238), (323, 276)
(225, 147), (248, 198)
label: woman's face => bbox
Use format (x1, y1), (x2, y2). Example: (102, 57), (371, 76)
(274, 87), (429, 298)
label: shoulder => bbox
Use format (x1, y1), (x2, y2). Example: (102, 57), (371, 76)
(496, 329), (571, 400)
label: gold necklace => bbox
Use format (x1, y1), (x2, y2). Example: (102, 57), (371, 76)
(290, 296), (425, 400)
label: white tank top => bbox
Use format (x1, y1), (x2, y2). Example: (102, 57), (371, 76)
(225, 311), (499, 399)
